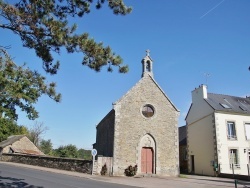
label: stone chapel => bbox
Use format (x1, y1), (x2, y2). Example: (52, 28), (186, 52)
(94, 51), (180, 176)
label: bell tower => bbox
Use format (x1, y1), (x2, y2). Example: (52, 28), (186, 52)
(142, 49), (153, 78)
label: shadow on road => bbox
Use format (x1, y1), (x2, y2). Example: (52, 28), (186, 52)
(179, 176), (250, 188)
(0, 175), (43, 188)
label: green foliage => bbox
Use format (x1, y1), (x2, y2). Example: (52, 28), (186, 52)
(0, 0), (131, 126)
(0, 118), (29, 142)
(52, 144), (92, 159)
(0, 0), (131, 74)
(39, 139), (53, 155)
(0, 0), (131, 125)
(101, 164), (107, 175)
(124, 165), (137, 177)
(77, 148), (92, 160)
(53, 144), (79, 158)
(0, 49), (61, 121)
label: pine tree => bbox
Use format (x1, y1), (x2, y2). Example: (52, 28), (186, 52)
(0, 49), (61, 121)
(0, 0), (131, 74)
(0, 0), (131, 123)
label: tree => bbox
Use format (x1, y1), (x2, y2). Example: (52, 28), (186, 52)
(0, 118), (29, 141)
(28, 121), (48, 146)
(0, 0), (131, 124)
(0, 0), (131, 74)
(0, 49), (61, 121)
(78, 148), (91, 160)
(54, 144), (79, 158)
(39, 139), (53, 155)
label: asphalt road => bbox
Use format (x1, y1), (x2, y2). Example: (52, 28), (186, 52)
(0, 163), (139, 188)
(1, 162), (250, 188)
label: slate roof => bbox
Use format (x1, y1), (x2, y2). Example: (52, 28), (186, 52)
(178, 126), (187, 145)
(205, 93), (250, 114)
(0, 135), (25, 148)
(96, 109), (115, 128)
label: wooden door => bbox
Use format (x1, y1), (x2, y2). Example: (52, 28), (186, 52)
(191, 155), (195, 173)
(141, 147), (153, 173)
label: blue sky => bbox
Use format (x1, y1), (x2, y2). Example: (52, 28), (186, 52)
(1, 0), (250, 149)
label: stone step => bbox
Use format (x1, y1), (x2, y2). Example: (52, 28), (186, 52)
(134, 174), (157, 178)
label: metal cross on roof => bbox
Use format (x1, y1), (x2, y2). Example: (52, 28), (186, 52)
(146, 49), (150, 56)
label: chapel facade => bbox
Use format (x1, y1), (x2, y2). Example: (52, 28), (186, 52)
(95, 51), (180, 176)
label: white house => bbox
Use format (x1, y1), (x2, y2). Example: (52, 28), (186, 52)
(186, 84), (250, 176)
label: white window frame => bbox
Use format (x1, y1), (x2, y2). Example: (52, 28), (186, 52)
(229, 149), (240, 169)
(244, 123), (250, 140)
(227, 122), (237, 140)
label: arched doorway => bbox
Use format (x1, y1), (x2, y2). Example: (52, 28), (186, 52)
(141, 147), (153, 173)
(137, 134), (156, 174)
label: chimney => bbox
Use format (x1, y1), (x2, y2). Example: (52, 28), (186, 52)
(192, 84), (207, 103)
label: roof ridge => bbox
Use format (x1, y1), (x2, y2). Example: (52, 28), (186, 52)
(8, 135), (25, 138)
(114, 74), (179, 112)
(208, 92), (249, 99)
(147, 74), (179, 112)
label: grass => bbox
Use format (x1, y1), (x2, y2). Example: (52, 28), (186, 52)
(179, 174), (187, 178)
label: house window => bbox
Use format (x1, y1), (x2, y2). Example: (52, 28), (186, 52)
(220, 98), (232, 109)
(239, 106), (247, 111)
(239, 100), (247, 111)
(227, 122), (237, 140)
(220, 103), (231, 109)
(245, 123), (250, 140)
(229, 149), (240, 168)
(142, 105), (154, 118)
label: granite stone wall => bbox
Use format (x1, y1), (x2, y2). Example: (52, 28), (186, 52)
(3, 136), (44, 155)
(95, 156), (113, 175)
(95, 110), (115, 157)
(1, 153), (92, 173)
(112, 74), (180, 176)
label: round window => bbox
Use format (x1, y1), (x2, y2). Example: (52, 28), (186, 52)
(142, 104), (154, 118)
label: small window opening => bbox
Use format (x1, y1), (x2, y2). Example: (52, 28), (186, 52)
(146, 61), (150, 72)
(220, 103), (231, 109)
(142, 105), (154, 118)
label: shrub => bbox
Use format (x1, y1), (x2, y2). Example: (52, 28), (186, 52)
(124, 165), (137, 176)
(101, 164), (107, 175)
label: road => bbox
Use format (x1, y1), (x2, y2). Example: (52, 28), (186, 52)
(1, 162), (250, 188)
(0, 163), (139, 188)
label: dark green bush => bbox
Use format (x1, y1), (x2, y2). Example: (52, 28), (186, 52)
(124, 165), (137, 176)
(101, 164), (107, 175)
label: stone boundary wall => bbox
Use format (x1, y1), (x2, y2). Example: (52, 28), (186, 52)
(95, 156), (113, 175)
(1, 153), (92, 174)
